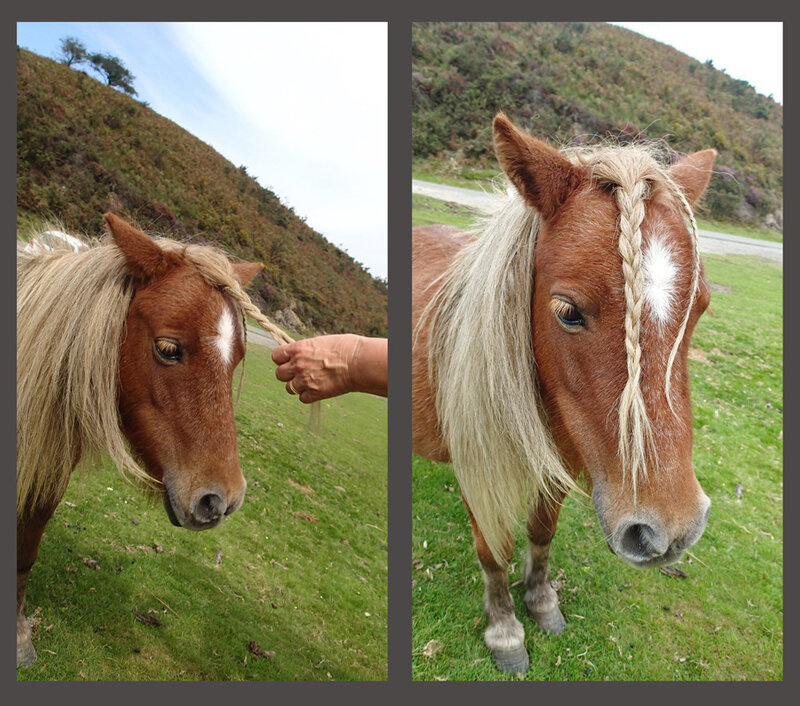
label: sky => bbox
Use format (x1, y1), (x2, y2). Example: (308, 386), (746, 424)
(611, 22), (783, 104)
(16, 22), (388, 279)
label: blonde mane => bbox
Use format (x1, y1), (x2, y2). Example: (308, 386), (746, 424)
(421, 143), (701, 563)
(17, 232), (291, 519)
(420, 195), (575, 565)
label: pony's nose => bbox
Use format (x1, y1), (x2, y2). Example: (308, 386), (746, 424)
(615, 520), (670, 563)
(612, 499), (710, 567)
(189, 488), (243, 526)
(192, 492), (226, 524)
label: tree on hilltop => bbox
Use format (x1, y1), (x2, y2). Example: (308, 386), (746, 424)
(87, 52), (137, 96)
(58, 37), (87, 67)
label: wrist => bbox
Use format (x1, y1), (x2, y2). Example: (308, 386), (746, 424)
(345, 334), (365, 393)
(348, 336), (387, 396)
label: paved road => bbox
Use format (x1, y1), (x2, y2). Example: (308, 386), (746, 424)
(413, 179), (782, 265)
(246, 324), (280, 350)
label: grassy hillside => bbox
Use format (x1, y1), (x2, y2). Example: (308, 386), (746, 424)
(17, 47), (387, 337)
(412, 22), (783, 232)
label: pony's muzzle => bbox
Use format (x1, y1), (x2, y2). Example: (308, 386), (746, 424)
(162, 480), (246, 530)
(611, 494), (711, 568)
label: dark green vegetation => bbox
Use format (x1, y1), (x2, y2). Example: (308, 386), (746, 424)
(17, 48), (387, 337)
(412, 253), (782, 680)
(412, 22), (783, 232)
(19, 345), (387, 681)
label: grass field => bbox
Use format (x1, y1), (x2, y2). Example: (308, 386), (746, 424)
(18, 345), (388, 681)
(411, 206), (782, 680)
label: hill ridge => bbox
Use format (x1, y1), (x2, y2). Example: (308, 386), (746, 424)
(412, 22), (782, 232)
(17, 47), (387, 337)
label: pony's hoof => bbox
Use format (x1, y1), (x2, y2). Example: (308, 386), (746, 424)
(17, 639), (36, 668)
(492, 646), (530, 674)
(529, 607), (566, 635)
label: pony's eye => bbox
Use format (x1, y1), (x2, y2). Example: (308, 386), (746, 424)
(154, 338), (182, 363)
(550, 297), (585, 329)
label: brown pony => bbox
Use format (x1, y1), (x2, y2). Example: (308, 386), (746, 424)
(17, 214), (289, 667)
(412, 114), (716, 673)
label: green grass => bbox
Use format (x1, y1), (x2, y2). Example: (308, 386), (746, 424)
(412, 253), (782, 681)
(413, 162), (500, 189)
(19, 345), (387, 681)
(412, 195), (479, 230)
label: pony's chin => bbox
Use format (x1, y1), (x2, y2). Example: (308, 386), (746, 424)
(612, 546), (684, 570)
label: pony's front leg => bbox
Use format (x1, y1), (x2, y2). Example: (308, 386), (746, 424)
(17, 502), (58, 667)
(523, 498), (566, 634)
(464, 501), (529, 674)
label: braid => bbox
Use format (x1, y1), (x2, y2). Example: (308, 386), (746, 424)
(223, 283), (294, 347)
(175, 240), (295, 348)
(614, 179), (657, 497)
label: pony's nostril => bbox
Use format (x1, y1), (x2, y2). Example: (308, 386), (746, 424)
(188, 482), (244, 527)
(619, 522), (663, 560)
(194, 492), (225, 523)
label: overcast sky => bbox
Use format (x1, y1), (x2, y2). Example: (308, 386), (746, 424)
(16, 22), (388, 279)
(611, 22), (783, 104)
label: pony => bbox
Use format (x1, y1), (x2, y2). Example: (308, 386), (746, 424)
(17, 213), (290, 667)
(412, 113), (716, 674)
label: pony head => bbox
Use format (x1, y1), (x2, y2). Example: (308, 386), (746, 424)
(107, 214), (261, 530)
(493, 114), (715, 567)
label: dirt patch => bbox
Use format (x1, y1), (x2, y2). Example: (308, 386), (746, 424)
(287, 478), (315, 495)
(688, 347), (712, 364)
(688, 347), (727, 364)
(708, 281), (733, 294)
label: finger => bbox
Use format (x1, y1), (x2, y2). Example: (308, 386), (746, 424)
(299, 389), (317, 404)
(271, 343), (295, 365)
(275, 363), (295, 382)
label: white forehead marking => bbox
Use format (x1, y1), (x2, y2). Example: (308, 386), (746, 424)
(642, 234), (678, 326)
(215, 307), (236, 366)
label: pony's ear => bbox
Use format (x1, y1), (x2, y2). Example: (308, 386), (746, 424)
(104, 213), (169, 282)
(493, 112), (583, 219)
(232, 261), (263, 288)
(667, 149), (717, 206)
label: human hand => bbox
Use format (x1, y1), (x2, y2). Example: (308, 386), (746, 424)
(272, 334), (387, 403)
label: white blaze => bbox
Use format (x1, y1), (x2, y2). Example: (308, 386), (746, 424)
(642, 236), (678, 326)
(215, 308), (236, 365)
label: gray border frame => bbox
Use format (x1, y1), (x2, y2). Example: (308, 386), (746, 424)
(6, 1), (793, 702)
